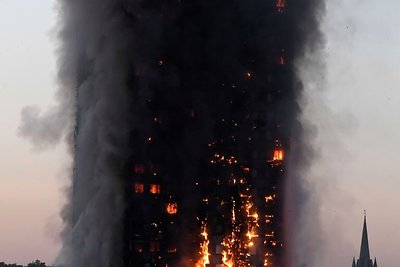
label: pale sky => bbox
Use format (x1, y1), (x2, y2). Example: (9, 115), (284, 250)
(0, 0), (399, 266)
(0, 0), (66, 265)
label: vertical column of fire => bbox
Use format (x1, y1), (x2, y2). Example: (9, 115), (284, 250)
(263, 140), (285, 267)
(193, 1), (290, 266)
(195, 147), (260, 266)
(221, 193), (259, 267)
(195, 221), (210, 267)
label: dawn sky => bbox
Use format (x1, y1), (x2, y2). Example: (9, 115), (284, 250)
(0, 0), (65, 264)
(0, 0), (399, 266)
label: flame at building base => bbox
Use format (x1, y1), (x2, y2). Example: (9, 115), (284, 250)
(196, 223), (211, 267)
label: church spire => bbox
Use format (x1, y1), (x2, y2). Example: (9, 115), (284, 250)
(352, 212), (378, 267)
(359, 211), (371, 261)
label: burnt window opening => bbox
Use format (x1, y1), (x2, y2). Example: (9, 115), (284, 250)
(148, 241), (160, 252)
(133, 242), (143, 253)
(134, 183), (144, 193)
(279, 49), (286, 65)
(150, 164), (159, 176)
(186, 108), (196, 119)
(134, 163), (145, 174)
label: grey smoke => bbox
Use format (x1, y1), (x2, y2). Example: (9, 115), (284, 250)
(18, 17), (77, 151)
(285, 1), (326, 267)
(19, 105), (69, 150)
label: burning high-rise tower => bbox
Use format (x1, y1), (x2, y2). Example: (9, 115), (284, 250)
(125, 1), (293, 266)
(56, 0), (325, 267)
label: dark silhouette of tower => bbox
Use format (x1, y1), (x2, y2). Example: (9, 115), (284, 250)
(352, 213), (378, 267)
(64, 0), (323, 266)
(125, 1), (292, 266)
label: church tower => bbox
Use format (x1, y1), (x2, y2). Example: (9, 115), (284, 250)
(352, 213), (378, 267)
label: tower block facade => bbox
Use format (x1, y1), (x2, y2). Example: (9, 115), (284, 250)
(125, 1), (295, 266)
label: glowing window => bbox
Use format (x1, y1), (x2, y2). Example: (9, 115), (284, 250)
(273, 149), (284, 161)
(279, 56), (285, 65)
(134, 243), (143, 252)
(150, 164), (159, 175)
(166, 202), (178, 215)
(134, 164), (144, 174)
(150, 184), (161, 194)
(134, 183), (144, 193)
(187, 109), (196, 118)
(149, 241), (160, 252)
(279, 49), (286, 65)
(167, 247), (177, 253)
(276, 0), (285, 10)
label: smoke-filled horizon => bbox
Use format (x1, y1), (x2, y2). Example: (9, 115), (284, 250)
(19, 1), (325, 266)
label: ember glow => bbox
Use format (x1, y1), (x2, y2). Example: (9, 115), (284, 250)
(166, 202), (178, 215)
(54, 0), (324, 266)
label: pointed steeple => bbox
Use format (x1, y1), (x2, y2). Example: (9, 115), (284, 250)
(352, 212), (378, 267)
(359, 212), (371, 261)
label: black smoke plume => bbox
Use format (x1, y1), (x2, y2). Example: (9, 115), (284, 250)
(20, 1), (325, 266)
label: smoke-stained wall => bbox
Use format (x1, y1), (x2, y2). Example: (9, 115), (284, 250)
(42, 1), (326, 266)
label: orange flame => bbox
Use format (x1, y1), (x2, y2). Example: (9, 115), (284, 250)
(273, 149), (284, 161)
(166, 202), (178, 215)
(195, 223), (210, 267)
(149, 184), (160, 194)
